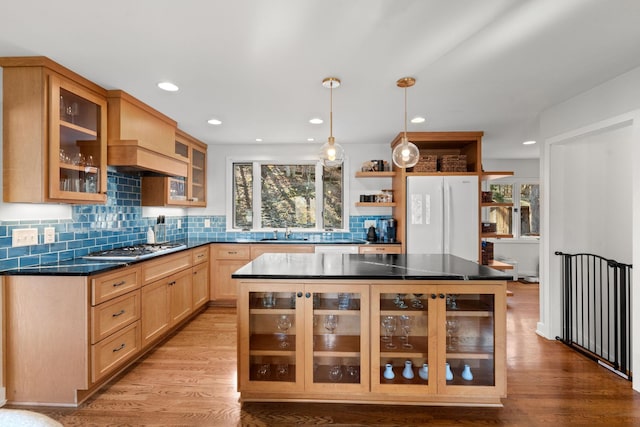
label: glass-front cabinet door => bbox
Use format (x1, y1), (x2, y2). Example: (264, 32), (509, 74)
(371, 285), (436, 394)
(240, 283), (304, 393)
(306, 284), (369, 393)
(371, 283), (506, 399)
(238, 282), (369, 395)
(437, 284), (506, 397)
(49, 74), (107, 203)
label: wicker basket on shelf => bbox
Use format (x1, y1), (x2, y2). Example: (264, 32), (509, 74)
(413, 154), (437, 172)
(439, 154), (467, 172)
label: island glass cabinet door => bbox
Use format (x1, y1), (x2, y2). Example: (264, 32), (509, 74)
(238, 282), (369, 394)
(371, 283), (506, 398)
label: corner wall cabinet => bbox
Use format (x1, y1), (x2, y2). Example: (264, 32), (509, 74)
(237, 279), (506, 406)
(141, 129), (207, 207)
(1, 56), (108, 203)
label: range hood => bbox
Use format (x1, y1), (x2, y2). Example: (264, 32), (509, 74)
(107, 90), (188, 177)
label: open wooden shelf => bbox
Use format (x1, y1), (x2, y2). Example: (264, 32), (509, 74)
(481, 171), (514, 181)
(355, 171), (397, 178)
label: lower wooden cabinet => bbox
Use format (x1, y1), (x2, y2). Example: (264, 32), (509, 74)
(358, 245), (402, 254)
(3, 246), (211, 406)
(237, 279), (506, 406)
(210, 244), (251, 304)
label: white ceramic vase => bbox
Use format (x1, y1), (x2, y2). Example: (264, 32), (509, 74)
(402, 360), (414, 379)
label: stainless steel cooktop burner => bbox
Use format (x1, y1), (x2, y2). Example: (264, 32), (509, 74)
(82, 243), (187, 261)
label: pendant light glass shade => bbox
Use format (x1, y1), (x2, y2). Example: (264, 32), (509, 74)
(392, 136), (420, 168)
(392, 77), (420, 169)
(319, 77), (344, 168)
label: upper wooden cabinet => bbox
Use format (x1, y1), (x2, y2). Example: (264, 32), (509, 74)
(1, 56), (108, 204)
(141, 129), (207, 207)
(106, 90), (188, 177)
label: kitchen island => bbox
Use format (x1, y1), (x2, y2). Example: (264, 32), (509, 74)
(232, 253), (510, 407)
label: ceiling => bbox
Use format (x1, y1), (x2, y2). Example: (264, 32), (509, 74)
(2, 0), (640, 159)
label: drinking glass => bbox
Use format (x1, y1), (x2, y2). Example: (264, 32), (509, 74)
(400, 315), (413, 349)
(446, 319), (458, 351)
(383, 315), (397, 349)
(324, 314), (338, 349)
(276, 315), (292, 348)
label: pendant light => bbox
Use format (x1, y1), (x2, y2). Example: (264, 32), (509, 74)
(392, 77), (420, 169)
(319, 77), (344, 168)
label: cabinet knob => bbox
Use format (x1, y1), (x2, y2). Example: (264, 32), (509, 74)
(431, 294), (437, 299)
(439, 293), (445, 299)
(297, 292), (304, 298)
(305, 292), (311, 298)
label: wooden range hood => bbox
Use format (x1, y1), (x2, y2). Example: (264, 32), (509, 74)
(107, 90), (188, 177)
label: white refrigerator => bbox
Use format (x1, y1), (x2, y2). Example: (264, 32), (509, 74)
(406, 175), (478, 261)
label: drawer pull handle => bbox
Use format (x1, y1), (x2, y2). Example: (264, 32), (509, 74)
(168, 281), (176, 286)
(112, 309), (126, 317)
(228, 251), (237, 255)
(197, 254), (205, 259)
(113, 343), (126, 352)
(376, 248), (384, 251)
(112, 280), (126, 287)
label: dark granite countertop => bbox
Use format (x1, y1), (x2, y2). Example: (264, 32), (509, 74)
(0, 239), (399, 276)
(232, 253), (512, 281)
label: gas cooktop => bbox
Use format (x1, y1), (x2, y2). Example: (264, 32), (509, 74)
(82, 243), (187, 261)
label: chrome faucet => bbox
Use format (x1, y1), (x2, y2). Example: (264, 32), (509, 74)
(285, 223), (292, 239)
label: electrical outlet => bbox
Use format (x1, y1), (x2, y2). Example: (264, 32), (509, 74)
(177, 219), (182, 229)
(204, 219), (211, 228)
(12, 228), (38, 247)
(44, 227), (56, 244)
(364, 220), (377, 228)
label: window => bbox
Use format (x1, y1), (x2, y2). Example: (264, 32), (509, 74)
(231, 161), (345, 231)
(488, 182), (539, 239)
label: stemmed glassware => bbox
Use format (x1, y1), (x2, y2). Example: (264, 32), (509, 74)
(324, 314), (338, 349)
(276, 314), (292, 348)
(399, 315), (413, 349)
(382, 315), (397, 349)
(446, 318), (458, 351)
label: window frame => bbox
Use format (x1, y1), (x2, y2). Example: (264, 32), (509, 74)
(226, 156), (350, 232)
(487, 179), (540, 240)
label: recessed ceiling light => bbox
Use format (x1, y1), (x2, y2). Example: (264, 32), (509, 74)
(157, 81), (179, 92)
(523, 140), (537, 145)
(411, 116), (426, 124)
(207, 118), (222, 125)
(309, 118), (323, 124)
(255, 138), (263, 142)
(307, 138), (315, 142)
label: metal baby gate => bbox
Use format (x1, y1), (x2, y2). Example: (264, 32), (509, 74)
(555, 251), (632, 379)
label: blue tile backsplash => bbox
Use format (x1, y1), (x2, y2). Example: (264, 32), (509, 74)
(0, 168), (390, 271)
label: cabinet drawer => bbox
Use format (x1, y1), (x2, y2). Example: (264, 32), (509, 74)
(212, 244), (250, 260)
(91, 320), (140, 383)
(192, 246), (209, 265)
(358, 245), (403, 254)
(91, 291), (141, 344)
(250, 244), (314, 259)
(143, 251), (192, 284)
(92, 267), (141, 305)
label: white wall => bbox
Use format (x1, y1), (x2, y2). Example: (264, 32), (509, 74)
(540, 64), (640, 392)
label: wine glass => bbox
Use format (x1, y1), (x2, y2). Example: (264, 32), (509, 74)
(400, 315), (413, 349)
(411, 293), (424, 309)
(276, 315), (292, 348)
(383, 316), (397, 349)
(324, 314), (338, 349)
(446, 318), (458, 351)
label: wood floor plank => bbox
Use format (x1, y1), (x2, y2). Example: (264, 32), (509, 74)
(9, 284), (640, 426)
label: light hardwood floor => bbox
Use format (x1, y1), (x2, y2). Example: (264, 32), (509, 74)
(10, 282), (640, 426)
